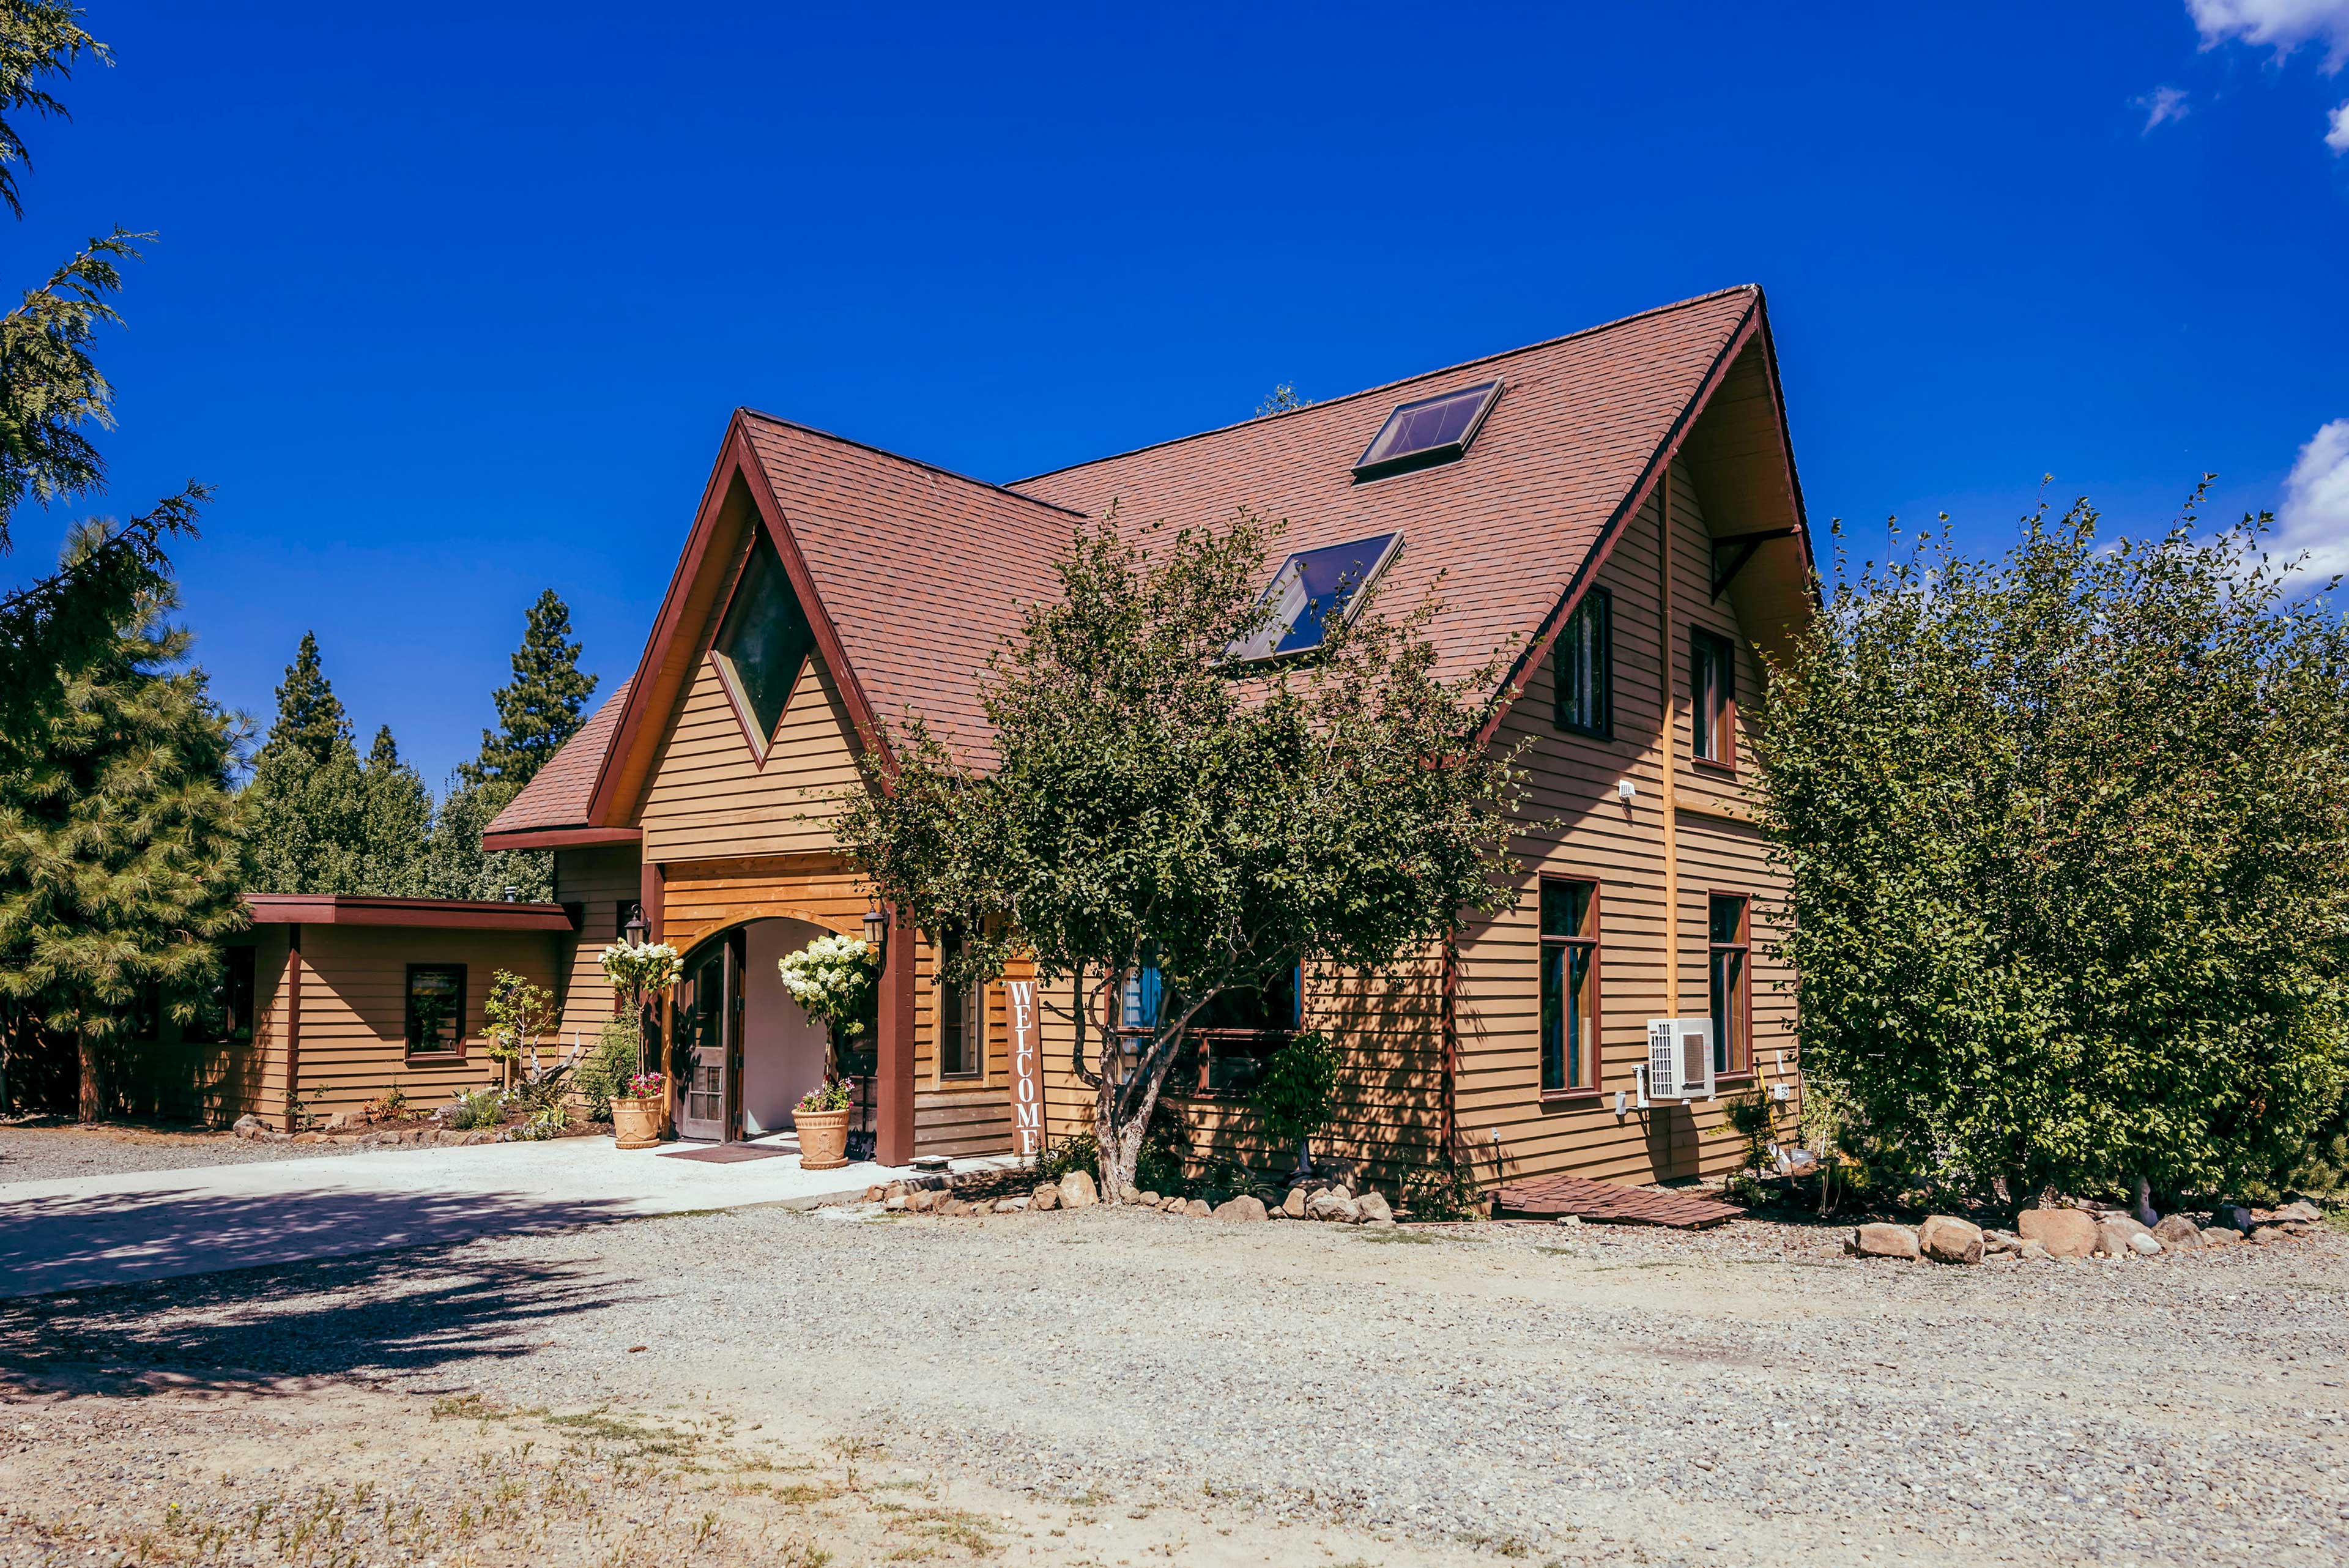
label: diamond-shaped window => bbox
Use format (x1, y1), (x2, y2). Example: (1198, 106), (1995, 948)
(711, 533), (815, 759)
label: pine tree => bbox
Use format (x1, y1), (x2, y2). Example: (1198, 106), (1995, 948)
(462, 590), (597, 790)
(358, 726), (430, 897)
(239, 632), (368, 894)
(0, 521), (245, 1120)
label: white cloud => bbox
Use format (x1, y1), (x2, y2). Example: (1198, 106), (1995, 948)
(2276, 418), (2349, 578)
(2187, 0), (2349, 72)
(2138, 84), (2192, 130)
(2328, 98), (2349, 148)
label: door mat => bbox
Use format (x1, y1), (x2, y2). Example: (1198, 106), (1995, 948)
(1494, 1173), (1742, 1229)
(658, 1143), (795, 1164)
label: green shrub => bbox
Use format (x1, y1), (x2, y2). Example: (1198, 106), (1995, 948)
(445, 1087), (505, 1131)
(572, 1017), (639, 1122)
(1250, 1028), (1339, 1172)
(1398, 1157), (1486, 1221)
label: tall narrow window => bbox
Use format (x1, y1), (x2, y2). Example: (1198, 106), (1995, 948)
(184, 946), (258, 1044)
(1553, 588), (1612, 738)
(937, 935), (984, 1079)
(1691, 630), (1735, 767)
(710, 533), (817, 759)
(1709, 894), (1750, 1077)
(1538, 879), (1600, 1094)
(406, 964), (466, 1058)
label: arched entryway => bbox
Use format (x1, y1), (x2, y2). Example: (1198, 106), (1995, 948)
(672, 916), (835, 1142)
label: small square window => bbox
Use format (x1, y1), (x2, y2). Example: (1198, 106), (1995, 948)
(406, 965), (466, 1057)
(1353, 381), (1502, 480)
(1225, 533), (1402, 663)
(1553, 589), (1612, 739)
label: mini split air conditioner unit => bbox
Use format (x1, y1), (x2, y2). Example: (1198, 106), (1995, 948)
(1637, 1018), (1715, 1105)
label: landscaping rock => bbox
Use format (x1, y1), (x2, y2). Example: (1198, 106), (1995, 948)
(2152, 1214), (2204, 1249)
(2128, 1232), (2163, 1257)
(2249, 1224), (2289, 1245)
(993, 1196), (1030, 1214)
(1357, 1191), (1395, 1224)
(2096, 1214), (2154, 1257)
(1213, 1195), (1267, 1222)
(864, 1184), (886, 1202)
(290, 1132), (328, 1145)
(2197, 1221), (2241, 1248)
(938, 1197), (969, 1216)
(1308, 1189), (1362, 1224)
(1281, 1187), (1308, 1220)
(1160, 1195), (1184, 1213)
(1846, 1222), (1921, 1260)
(2018, 1239), (2053, 1261)
(2215, 1203), (2258, 1235)
(1030, 1183), (1060, 1211)
(1119, 1183), (1143, 1205)
(1137, 1191), (1160, 1208)
(1182, 1198), (1212, 1219)
(231, 1114), (263, 1140)
(885, 1194), (908, 1212)
(1982, 1228), (2021, 1255)
(2017, 1208), (2098, 1258)
(1917, 1215), (1984, 1265)
(2275, 1199), (2323, 1224)
(1058, 1170), (1099, 1210)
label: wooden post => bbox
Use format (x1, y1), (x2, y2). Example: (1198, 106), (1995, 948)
(1658, 469), (1680, 1019)
(875, 904), (918, 1167)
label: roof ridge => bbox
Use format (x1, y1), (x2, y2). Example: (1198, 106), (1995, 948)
(1005, 284), (1760, 489)
(735, 408), (1089, 518)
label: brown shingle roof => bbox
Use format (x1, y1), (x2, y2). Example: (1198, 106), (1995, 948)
(484, 680), (631, 834)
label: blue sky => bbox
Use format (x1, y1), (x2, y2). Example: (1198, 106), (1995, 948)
(7, 1), (2347, 788)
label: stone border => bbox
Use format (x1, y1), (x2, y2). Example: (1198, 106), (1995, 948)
(1844, 1200), (2329, 1265)
(230, 1112), (598, 1150)
(858, 1169), (1401, 1225)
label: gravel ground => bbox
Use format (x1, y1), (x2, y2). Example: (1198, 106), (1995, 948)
(4, 1202), (2345, 1567)
(0, 1121), (369, 1185)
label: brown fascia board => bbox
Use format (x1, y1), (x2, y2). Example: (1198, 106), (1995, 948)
(479, 825), (643, 853)
(244, 894), (579, 932)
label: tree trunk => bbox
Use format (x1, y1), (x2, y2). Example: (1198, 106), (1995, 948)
(76, 1032), (101, 1124)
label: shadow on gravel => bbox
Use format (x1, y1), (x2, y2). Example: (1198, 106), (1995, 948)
(0, 1183), (644, 1298)
(0, 1242), (630, 1394)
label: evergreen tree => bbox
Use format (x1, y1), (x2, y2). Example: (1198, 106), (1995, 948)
(421, 775), (551, 903)
(239, 632), (368, 894)
(462, 590), (596, 790)
(0, 521), (245, 1120)
(358, 725), (430, 897)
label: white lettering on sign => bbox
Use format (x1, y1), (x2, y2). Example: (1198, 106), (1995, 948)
(1008, 978), (1046, 1156)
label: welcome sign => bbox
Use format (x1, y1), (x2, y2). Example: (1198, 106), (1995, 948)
(1008, 978), (1047, 1157)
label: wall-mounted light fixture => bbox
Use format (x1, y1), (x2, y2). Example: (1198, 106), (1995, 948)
(623, 907), (649, 945)
(1616, 778), (1636, 803)
(862, 901), (889, 953)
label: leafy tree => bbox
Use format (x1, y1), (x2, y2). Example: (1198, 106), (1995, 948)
(358, 725), (429, 896)
(0, 4), (206, 744)
(1754, 494), (2349, 1205)
(1255, 383), (1308, 417)
(838, 509), (1525, 1196)
(461, 589), (596, 790)
(482, 968), (556, 1088)
(420, 775), (549, 902)
(240, 632), (368, 894)
(0, 521), (244, 1119)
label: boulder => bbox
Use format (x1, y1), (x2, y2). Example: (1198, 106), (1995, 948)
(2275, 1200), (2324, 1224)
(1982, 1228), (2022, 1255)
(939, 1197), (970, 1217)
(1325, 1183), (1354, 1206)
(1137, 1191), (1161, 1208)
(232, 1113), (263, 1140)
(2128, 1232), (2163, 1257)
(291, 1131), (328, 1145)
(1058, 1170), (1100, 1210)
(864, 1184), (886, 1202)
(1160, 1195), (1185, 1213)
(907, 1189), (936, 1214)
(2017, 1208), (2098, 1259)
(1182, 1198), (1212, 1218)
(884, 1180), (909, 1203)
(2096, 1215), (2154, 1257)
(1213, 1195), (1268, 1222)
(2249, 1224), (2290, 1246)
(1846, 1222), (1921, 1260)
(1030, 1183), (1061, 1212)
(1281, 1187), (1308, 1220)
(884, 1194), (908, 1212)
(2152, 1214), (2204, 1249)
(2214, 1203), (2258, 1235)
(1308, 1190), (1362, 1224)
(2197, 1221), (2241, 1248)
(1357, 1191), (1395, 1225)
(1917, 1215), (1984, 1265)
(993, 1196), (1030, 1214)
(2017, 1239), (2053, 1261)
(1119, 1183), (1143, 1206)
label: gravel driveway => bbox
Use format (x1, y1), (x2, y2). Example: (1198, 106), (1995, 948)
(4, 1202), (2343, 1567)
(0, 1121), (365, 1184)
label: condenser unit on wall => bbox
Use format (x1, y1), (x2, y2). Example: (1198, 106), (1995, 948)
(1638, 1018), (1715, 1104)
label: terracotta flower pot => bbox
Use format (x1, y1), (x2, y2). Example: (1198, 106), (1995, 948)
(612, 1095), (665, 1151)
(795, 1106), (853, 1170)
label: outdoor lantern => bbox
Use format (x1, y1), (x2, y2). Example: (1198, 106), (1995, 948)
(862, 902), (889, 952)
(623, 907), (649, 945)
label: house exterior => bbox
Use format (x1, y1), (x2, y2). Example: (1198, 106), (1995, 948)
(114, 895), (575, 1129)
(488, 284), (1815, 1190)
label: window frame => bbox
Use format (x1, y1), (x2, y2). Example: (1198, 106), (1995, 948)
(1707, 893), (1752, 1081)
(1552, 587), (1613, 740)
(181, 946), (258, 1046)
(1351, 380), (1504, 482)
(1223, 532), (1405, 666)
(1537, 875), (1603, 1101)
(1117, 960), (1302, 1100)
(1690, 628), (1737, 771)
(707, 530), (817, 766)
(935, 935), (986, 1083)
(404, 962), (469, 1063)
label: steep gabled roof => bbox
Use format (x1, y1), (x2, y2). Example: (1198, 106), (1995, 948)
(488, 285), (1811, 845)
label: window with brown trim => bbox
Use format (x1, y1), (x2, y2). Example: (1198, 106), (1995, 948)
(1538, 879), (1600, 1094)
(1691, 629), (1735, 767)
(406, 964), (466, 1059)
(1122, 959), (1301, 1098)
(183, 946), (258, 1044)
(937, 935), (984, 1080)
(1708, 895), (1750, 1078)
(1553, 588), (1612, 739)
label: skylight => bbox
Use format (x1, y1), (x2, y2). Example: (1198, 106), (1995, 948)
(1352, 379), (1502, 480)
(711, 534), (816, 757)
(1225, 532), (1403, 663)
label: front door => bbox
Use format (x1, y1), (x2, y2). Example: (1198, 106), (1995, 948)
(675, 932), (746, 1142)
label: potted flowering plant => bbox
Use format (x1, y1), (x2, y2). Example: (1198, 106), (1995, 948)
(776, 932), (879, 1167)
(601, 938), (683, 1147)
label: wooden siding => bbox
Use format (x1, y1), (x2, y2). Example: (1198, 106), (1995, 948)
(640, 650), (864, 863)
(285, 925), (565, 1120)
(112, 930), (288, 1126)
(551, 843), (643, 1038)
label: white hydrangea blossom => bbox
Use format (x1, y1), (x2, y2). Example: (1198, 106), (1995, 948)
(599, 938), (682, 999)
(776, 933), (880, 1036)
